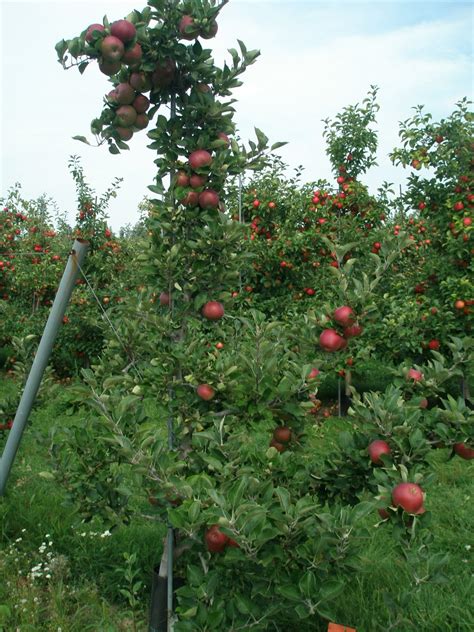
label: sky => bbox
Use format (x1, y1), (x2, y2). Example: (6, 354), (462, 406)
(1, 0), (473, 230)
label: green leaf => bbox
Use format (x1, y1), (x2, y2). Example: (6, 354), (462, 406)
(319, 578), (345, 601)
(270, 141), (287, 151)
(276, 583), (301, 601)
(72, 135), (90, 145)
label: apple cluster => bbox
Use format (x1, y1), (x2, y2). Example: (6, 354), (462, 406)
(175, 146), (229, 212)
(319, 305), (362, 352)
(81, 19), (154, 144)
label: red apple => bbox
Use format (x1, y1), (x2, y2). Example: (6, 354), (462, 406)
(202, 301), (224, 321)
(152, 59), (176, 88)
(391, 482), (424, 513)
(333, 305), (355, 327)
(308, 367), (320, 379)
(190, 174), (207, 188)
(110, 19), (136, 44)
(453, 443), (474, 460)
(368, 439), (391, 464)
(115, 105), (137, 127)
(180, 191), (199, 207)
(273, 426), (291, 444)
(269, 438), (286, 452)
(100, 36), (124, 63)
(200, 20), (218, 39)
(197, 384), (215, 401)
(407, 368), (423, 382)
(132, 94), (149, 114)
(175, 171), (190, 188)
(217, 132), (230, 147)
(179, 15), (200, 40)
(428, 339), (440, 350)
(85, 23), (105, 42)
(99, 59), (122, 76)
(199, 190), (220, 210)
(130, 71), (152, 92)
(344, 324), (363, 338)
(116, 127), (133, 141)
(134, 114), (149, 130)
(319, 329), (346, 352)
(189, 150), (212, 170)
(122, 42), (142, 65)
(113, 83), (136, 105)
(205, 525), (228, 553)
(159, 292), (170, 306)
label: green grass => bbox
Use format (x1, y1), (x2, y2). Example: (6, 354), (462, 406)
(1, 373), (473, 631)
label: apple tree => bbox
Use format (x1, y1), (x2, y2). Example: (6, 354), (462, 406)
(53, 2), (459, 629)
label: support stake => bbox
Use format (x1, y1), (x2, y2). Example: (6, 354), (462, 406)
(0, 239), (89, 495)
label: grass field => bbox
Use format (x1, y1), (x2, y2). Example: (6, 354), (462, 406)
(0, 374), (473, 631)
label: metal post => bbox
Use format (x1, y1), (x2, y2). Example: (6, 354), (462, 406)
(0, 239), (89, 495)
(337, 377), (342, 417)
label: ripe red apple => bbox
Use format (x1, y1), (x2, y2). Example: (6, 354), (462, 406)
(453, 443), (474, 460)
(368, 440), (391, 464)
(319, 329), (346, 352)
(453, 201), (464, 212)
(129, 71), (152, 92)
(269, 438), (286, 452)
(197, 384), (215, 401)
(428, 339), (440, 350)
(217, 132), (230, 146)
(189, 150), (212, 170)
(344, 324), (362, 338)
(273, 426), (291, 444)
(463, 217), (472, 226)
(85, 23), (105, 42)
(308, 367), (320, 379)
(333, 305), (355, 327)
(180, 191), (199, 206)
(99, 59), (122, 76)
(200, 20), (218, 39)
(132, 94), (149, 114)
(122, 42), (142, 65)
(179, 15), (200, 40)
(199, 190), (220, 210)
(113, 83), (136, 105)
(159, 292), (170, 306)
(115, 105), (137, 127)
(407, 368), (423, 382)
(116, 127), (133, 141)
(391, 482), (424, 513)
(100, 36), (124, 63)
(205, 525), (228, 553)
(152, 59), (176, 88)
(134, 114), (149, 130)
(110, 19), (136, 44)
(175, 171), (190, 188)
(202, 301), (224, 321)
(190, 174), (207, 188)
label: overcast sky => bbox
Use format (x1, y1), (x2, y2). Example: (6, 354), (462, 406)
(1, 0), (472, 229)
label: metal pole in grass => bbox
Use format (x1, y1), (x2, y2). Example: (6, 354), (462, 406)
(337, 377), (342, 417)
(0, 239), (89, 496)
